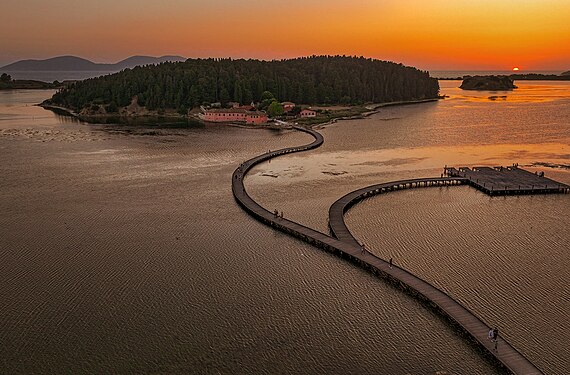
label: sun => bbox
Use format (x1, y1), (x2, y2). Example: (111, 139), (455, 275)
(512, 67), (520, 71)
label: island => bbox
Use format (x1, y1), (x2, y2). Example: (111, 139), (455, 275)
(0, 73), (62, 90)
(40, 56), (440, 125)
(460, 75), (517, 91)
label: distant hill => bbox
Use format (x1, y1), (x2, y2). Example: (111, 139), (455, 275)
(0, 55), (187, 71)
(562, 70), (570, 76)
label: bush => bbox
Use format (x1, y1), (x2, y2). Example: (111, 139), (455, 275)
(106, 102), (118, 113)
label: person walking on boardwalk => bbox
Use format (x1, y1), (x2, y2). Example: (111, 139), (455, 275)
(361, 244), (366, 255)
(493, 328), (499, 351)
(389, 257), (393, 268)
(488, 328), (494, 341)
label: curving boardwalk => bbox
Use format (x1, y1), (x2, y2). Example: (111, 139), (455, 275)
(328, 177), (468, 247)
(232, 126), (544, 375)
(328, 178), (544, 375)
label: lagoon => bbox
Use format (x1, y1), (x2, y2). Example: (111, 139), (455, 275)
(1, 81), (568, 374)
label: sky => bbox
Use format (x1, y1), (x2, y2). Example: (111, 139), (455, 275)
(1, 0), (569, 71)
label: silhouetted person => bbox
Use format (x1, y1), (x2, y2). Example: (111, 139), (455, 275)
(389, 258), (393, 268)
(493, 328), (499, 351)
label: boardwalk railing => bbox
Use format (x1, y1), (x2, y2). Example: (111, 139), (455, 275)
(232, 126), (544, 375)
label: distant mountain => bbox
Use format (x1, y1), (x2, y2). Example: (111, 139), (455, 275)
(562, 70), (570, 76)
(1, 56), (101, 71)
(113, 56), (187, 70)
(0, 55), (187, 72)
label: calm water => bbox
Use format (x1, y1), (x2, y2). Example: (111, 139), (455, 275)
(1, 81), (569, 374)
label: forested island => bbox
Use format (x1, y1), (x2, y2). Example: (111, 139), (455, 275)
(0, 73), (61, 90)
(42, 56), (439, 123)
(460, 76), (517, 91)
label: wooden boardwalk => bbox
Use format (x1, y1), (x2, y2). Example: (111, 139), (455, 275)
(446, 166), (569, 196)
(328, 177), (468, 247)
(232, 126), (544, 375)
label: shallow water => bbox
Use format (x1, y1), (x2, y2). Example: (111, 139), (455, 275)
(1, 81), (569, 374)
(248, 80), (570, 374)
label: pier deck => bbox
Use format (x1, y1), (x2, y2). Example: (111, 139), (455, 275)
(446, 166), (569, 196)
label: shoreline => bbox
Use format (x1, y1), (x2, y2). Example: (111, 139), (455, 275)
(312, 98), (439, 129)
(0, 80), (63, 91)
(39, 103), (80, 117)
(40, 98), (440, 128)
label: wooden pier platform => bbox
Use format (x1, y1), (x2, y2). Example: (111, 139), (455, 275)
(446, 166), (569, 196)
(232, 126), (545, 375)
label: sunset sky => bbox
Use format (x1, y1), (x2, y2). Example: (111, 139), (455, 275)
(2, 0), (569, 71)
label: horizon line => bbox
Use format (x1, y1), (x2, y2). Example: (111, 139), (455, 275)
(0, 54), (567, 73)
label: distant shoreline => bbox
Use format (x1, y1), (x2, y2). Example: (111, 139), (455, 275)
(437, 73), (570, 81)
(0, 79), (63, 91)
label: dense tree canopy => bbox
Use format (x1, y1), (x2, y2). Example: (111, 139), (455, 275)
(48, 56), (439, 111)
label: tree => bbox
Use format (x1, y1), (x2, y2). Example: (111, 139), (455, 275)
(0, 73), (12, 82)
(233, 81), (243, 104)
(261, 91), (275, 101)
(178, 105), (188, 116)
(106, 101), (118, 113)
(260, 91), (276, 110)
(267, 101), (284, 118)
(290, 105), (302, 116)
(219, 88), (230, 105)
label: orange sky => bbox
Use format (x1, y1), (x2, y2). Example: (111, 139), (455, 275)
(1, 0), (569, 71)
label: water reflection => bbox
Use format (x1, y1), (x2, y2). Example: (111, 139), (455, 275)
(2, 82), (569, 374)
(252, 142), (570, 184)
(441, 80), (570, 103)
